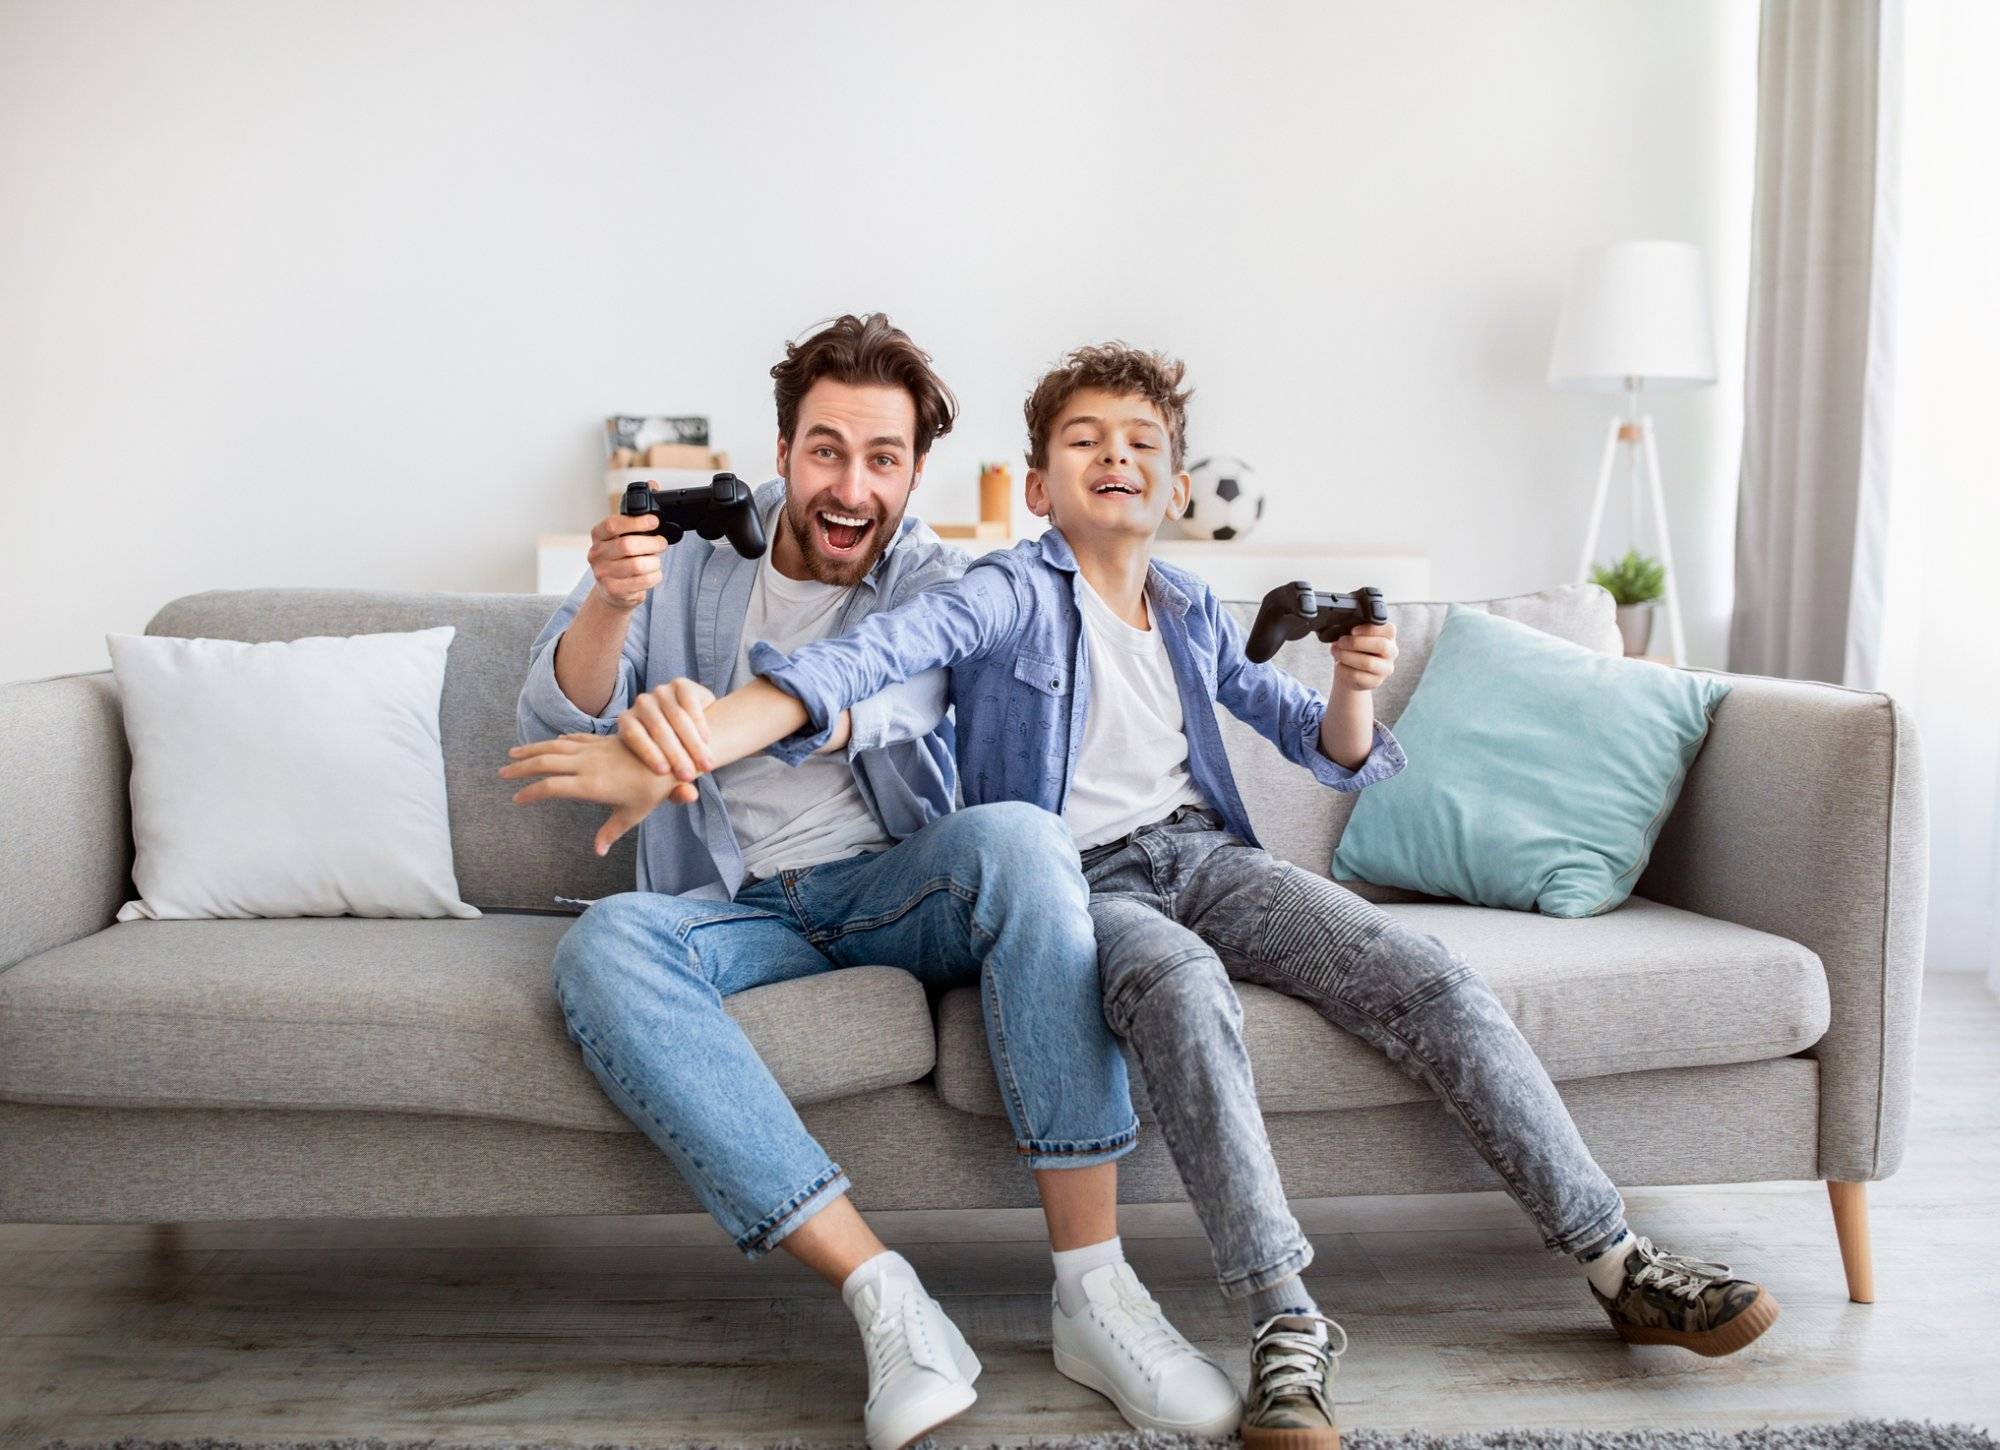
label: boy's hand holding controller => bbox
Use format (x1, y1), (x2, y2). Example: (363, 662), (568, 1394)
(587, 510), (668, 611)
(1246, 581), (1398, 692)
(1249, 582), (1399, 769)
(1333, 622), (1397, 693)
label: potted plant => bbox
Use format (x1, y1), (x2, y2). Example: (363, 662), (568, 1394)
(1591, 550), (1667, 656)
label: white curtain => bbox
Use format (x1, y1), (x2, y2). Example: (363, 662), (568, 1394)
(1874, 2), (2000, 994)
(1729, 0), (1901, 685)
(1735, 0), (2000, 992)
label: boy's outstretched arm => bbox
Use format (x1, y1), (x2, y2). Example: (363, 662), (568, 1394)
(500, 675), (823, 853)
(751, 564), (1024, 760)
(618, 565), (1024, 780)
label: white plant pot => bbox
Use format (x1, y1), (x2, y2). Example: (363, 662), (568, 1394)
(1615, 602), (1657, 657)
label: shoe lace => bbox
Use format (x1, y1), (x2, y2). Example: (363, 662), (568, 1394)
(1098, 1277), (1199, 1376)
(861, 1290), (922, 1392)
(1628, 1236), (1733, 1301)
(1250, 1312), (1347, 1415)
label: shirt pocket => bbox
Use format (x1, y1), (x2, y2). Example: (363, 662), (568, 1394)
(1011, 649), (1071, 699)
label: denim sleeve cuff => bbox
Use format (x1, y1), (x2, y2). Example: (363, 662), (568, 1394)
(749, 640), (841, 765)
(1301, 714), (1406, 792)
(844, 687), (892, 756)
(520, 635), (627, 740)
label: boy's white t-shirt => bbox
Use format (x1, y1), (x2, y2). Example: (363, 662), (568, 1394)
(714, 524), (894, 880)
(1064, 574), (1204, 850)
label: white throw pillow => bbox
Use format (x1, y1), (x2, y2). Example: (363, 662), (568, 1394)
(108, 627), (479, 921)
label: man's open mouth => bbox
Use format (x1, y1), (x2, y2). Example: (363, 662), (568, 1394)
(816, 510), (876, 553)
(1093, 480), (1141, 496)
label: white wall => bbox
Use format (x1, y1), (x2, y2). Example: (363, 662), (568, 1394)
(0, 0), (1757, 686)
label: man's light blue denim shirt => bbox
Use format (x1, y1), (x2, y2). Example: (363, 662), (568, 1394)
(750, 527), (1406, 851)
(518, 478), (967, 900)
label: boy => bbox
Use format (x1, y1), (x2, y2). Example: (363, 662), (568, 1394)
(509, 344), (1776, 1446)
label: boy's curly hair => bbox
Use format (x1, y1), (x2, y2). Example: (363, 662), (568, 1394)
(1023, 343), (1193, 472)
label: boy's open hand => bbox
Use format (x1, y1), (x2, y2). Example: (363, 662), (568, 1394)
(500, 732), (698, 857)
(1333, 621), (1397, 693)
(619, 678), (719, 781)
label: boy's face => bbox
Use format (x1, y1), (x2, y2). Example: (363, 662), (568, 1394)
(773, 378), (924, 585)
(1025, 388), (1190, 545)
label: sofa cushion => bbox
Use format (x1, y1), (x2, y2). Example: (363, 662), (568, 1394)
(0, 915), (937, 1129)
(933, 896), (1829, 1120)
(1220, 582), (1623, 876)
(146, 590), (634, 912)
(1333, 606), (1732, 918)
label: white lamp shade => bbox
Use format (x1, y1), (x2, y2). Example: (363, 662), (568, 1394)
(1549, 240), (1717, 392)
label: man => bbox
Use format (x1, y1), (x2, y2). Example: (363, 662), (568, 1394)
(509, 316), (1241, 1449)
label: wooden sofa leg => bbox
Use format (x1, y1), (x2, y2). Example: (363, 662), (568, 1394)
(1826, 1180), (1875, 1303)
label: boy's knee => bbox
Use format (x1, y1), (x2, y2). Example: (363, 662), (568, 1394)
(1344, 923), (1479, 1021)
(1104, 946), (1238, 1037)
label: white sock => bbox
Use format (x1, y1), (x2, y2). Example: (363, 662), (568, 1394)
(841, 1248), (920, 1322)
(1051, 1235), (1125, 1317)
(1582, 1230), (1637, 1297)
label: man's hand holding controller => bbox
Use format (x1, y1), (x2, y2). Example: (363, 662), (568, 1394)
(589, 509), (668, 611)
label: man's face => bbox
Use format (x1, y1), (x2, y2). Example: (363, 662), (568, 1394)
(1025, 388), (1189, 543)
(773, 379), (923, 586)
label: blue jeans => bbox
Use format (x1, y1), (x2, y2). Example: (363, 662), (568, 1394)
(552, 800), (1139, 1257)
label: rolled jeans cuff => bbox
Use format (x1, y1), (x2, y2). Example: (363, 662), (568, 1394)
(1546, 1194), (1630, 1259)
(1215, 1240), (1317, 1301)
(1016, 1117), (1141, 1173)
(737, 1164), (852, 1260)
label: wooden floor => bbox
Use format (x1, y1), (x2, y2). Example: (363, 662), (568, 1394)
(4, 975), (1997, 1447)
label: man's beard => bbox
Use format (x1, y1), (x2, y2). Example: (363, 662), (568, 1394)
(779, 484), (906, 585)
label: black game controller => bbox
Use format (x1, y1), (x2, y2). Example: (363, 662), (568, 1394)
(621, 473), (767, 559)
(1245, 582), (1389, 664)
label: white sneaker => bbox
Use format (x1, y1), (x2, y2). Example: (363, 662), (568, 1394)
(854, 1272), (982, 1450)
(1050, 1261), (1242, 1436)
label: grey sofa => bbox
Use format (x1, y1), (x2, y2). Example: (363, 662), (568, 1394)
(0, 583), (1924, 1302)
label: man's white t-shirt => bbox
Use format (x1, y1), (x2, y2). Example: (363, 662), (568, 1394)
(1064, 574), (1204, 850)
(715, 524), (894, 880)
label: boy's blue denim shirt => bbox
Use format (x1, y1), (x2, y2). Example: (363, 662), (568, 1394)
(750, 526), (1406, 850)
(518, 477), (967, 901)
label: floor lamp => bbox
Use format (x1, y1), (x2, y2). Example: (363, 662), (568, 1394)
(1550, 241), (1717, 667)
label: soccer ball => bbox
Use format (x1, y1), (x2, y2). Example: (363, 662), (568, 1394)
(1174, 456), (1266, 541)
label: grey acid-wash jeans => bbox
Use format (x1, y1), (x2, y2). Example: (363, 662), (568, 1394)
(1082, 803), (1628, 1299)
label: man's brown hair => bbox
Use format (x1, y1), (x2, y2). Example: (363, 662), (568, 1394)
(1023, 343), (1193, 472)
(771, 313), (958, 458)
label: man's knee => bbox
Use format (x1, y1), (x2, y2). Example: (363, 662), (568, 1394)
(552, 892), (676, 1009)
(948, 801), (1077, 883)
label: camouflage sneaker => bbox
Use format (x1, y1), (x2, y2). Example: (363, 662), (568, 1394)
(1243, 1312), (1347, 1449)
(1592, 1236), (1780, 1357)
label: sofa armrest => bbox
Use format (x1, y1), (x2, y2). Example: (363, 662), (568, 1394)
(1638, 671), (1927, 1182)
(0, 672), (132, 972)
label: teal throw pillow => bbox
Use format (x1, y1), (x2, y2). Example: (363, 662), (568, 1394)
(1331, 604), (1730, 918)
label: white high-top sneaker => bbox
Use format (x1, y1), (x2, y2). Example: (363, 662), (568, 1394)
(1050, 1260), (1242, 1436)
(852, 1271), (982, 1450)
